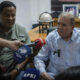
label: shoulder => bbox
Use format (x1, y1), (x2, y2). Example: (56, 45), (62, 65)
(45, 29), (59, 44)
(47, 29), (58, 39)
(73, 28), (80, 42)
(73, 28), (80, 36)
(15, 24), (25, 30)
(13, 24), (29, 36)
(14, 24), (28, 33)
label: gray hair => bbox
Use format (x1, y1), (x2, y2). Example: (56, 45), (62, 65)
(58, 12), (75, 26)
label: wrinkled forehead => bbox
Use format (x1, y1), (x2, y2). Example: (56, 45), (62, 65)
(0, 6), (16, 15)
(58, 16), (71, 23)
(2, 6), (16, 12)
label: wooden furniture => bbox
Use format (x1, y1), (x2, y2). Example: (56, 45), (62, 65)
(28, 27), (47, 42)
(75, 18), (80, 27)
(28, 27), (47, 61)
(53, 18), (80, 27)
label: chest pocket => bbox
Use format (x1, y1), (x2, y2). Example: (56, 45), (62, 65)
(11, 33), (26, 43)
(50, 48), (64, 65)
(50, 50), (66, 72)
(51, 50), (61, 61)
(18, 34), (26, 43)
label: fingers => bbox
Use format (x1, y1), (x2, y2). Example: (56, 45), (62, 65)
(41, 72), (53, 80)
(8, 40), (24, 51)
(15, 40), (24, 46)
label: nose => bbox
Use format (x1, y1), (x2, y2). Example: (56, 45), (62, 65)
(8, 16), (13, 20)
(58, 23), (63, 29)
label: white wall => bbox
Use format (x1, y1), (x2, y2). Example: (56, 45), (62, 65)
(30, 0), (51, 24)
(0, 0), (51, 31)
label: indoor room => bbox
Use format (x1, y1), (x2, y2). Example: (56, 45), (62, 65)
(0, 0), (80, 80)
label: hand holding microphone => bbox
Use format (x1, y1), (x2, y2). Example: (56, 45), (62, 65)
(34, 38), (46, 48)
(27, 38), (46, 48)
(14, 38), (46, 63)
(14, 45), (31, 63)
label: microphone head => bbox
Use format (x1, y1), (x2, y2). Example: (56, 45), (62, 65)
(35, 38), (46, 48)
(21, 68), (40, 80)
(14, 45), (31, 63)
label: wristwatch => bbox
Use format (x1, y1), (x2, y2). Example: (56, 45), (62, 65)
(15, 67), (21, 73)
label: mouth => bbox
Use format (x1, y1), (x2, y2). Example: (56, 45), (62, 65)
(58, 29), (63, 33)
(8, 21), (13, 23)
(7, 21), (14, 25)
(59, 31), (63, 33)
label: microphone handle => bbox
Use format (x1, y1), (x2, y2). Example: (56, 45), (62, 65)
(27, 42), (36, 47)
(26, 40), (40, 47)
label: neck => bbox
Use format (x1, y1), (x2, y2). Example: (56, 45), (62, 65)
(62, 33), (72, 41)
(0, 23), (11, 32)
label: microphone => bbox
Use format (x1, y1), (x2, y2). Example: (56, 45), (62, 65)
(14, 45), (31, 63)
(14, 38), (46, 63)
(21, 68), (40, 80)
(27, 38), (46, 48)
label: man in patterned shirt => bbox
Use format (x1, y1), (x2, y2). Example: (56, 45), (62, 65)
(0, 1), (31, 80)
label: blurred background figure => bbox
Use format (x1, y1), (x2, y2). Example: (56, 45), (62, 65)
(55, 66), (80, 80)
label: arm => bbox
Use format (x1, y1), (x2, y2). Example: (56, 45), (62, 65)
(0, 38), (24, 50)
(41, 72), (53, 80)
(10, 31), (31, 80)
(34, 37), (53, 80)
(9, 29), (31, 79)
(0, 38), (9, 47)
(10, 57), (29, 80)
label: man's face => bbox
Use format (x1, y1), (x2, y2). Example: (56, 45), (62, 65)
(0, 6), (16, 30)
(57, 16), (74, 40)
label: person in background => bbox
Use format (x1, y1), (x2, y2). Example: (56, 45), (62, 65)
(34, 12), (80, 80)
(0, 1), (31, 80)
(54, 66), (80, 80)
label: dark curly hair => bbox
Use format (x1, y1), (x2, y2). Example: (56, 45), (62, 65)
(0, 1), (16, 14)
(55, 66), (80, 80)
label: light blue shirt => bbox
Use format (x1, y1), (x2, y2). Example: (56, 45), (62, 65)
(34, 28), (80, 78)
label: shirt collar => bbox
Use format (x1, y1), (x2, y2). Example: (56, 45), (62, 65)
(71, 28), (78, 41)
(56, 29), (62, 40)
(5, 24), (15, 35)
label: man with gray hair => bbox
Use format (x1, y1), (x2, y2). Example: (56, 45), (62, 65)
(34, 12), (80, 80)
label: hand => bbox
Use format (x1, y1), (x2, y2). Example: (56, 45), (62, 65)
(10, 58), (29, 80)
(41, 72), (53, 80)
(7, 40), (24, 51)
(0, 64), (6, 73)
(16, 57), (29, 69)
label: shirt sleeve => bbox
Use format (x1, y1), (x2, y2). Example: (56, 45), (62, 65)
(24, 29), (31, 44)
(34, 35), (51, 74)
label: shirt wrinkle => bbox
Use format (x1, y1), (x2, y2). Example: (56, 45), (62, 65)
(0, 24), (30, 68)
(34, 28), (80, 78)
